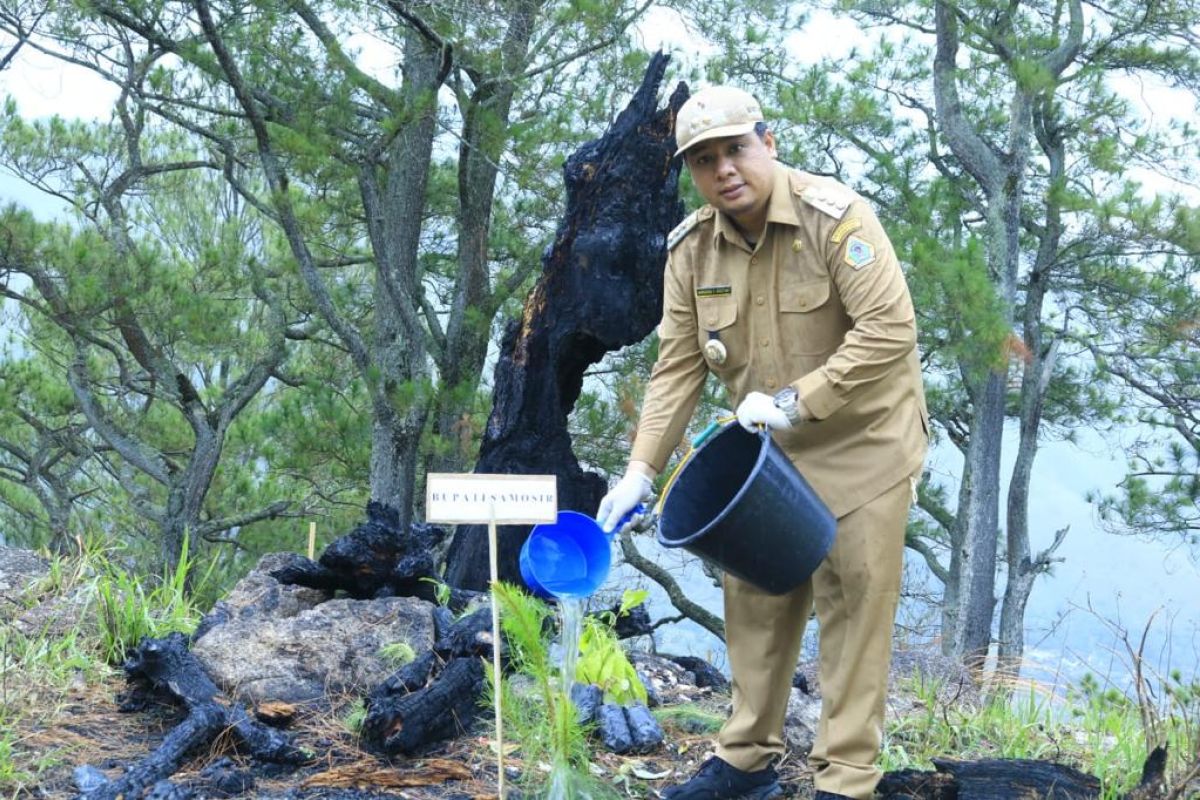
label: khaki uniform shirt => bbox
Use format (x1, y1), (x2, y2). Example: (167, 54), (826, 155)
(630, 163), (928, 518)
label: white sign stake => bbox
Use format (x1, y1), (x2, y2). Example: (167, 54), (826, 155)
(488, 501), (505, 799)
(426, 473), (557, 800)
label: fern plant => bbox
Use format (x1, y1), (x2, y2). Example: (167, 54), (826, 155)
(576, 589), (649, 705)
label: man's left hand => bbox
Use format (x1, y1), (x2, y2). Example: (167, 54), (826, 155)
(736, 391), (793, 432)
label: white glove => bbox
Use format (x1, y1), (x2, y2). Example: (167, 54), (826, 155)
(736, 391), (793, 432)
(598, 471), (654, 533)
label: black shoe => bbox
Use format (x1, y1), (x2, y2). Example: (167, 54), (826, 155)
(813, 792), (855, 800)
(661, 756), (783, 800)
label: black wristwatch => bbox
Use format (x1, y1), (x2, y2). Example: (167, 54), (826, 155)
(773, 386), (803, 425)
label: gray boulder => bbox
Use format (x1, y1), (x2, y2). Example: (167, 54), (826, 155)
(13, 585), (97, 638)
(192, 553), (436, 703)
(0, 545), (50, 621)
(794, 647), (981, 709)
(784, 647), (982, 757)
(784, 687), (822, 756)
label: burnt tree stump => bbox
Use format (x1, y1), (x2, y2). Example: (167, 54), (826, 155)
(270, 501), (482, 610)
(445, 51), (689, 589)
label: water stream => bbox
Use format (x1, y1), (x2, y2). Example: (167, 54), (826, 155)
(547, 596), (586, 800)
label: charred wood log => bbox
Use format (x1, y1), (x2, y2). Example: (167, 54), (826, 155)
(362, 656), (486, 755)
(599, 601), (654, 639)
(265, 555), (341, 593)
(444, 52), (689, 590)
(76, 633), (309, 800)
(876, 755), (1117, 799)
(433, 605), (497, 658)
(362, 604), (497, 755)
(668, 654), (731, 692)
(372, 650), (441, 698)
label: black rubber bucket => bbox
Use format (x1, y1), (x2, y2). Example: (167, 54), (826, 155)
(656, 423), (836, 594)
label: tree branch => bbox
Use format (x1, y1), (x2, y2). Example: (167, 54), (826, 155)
(618, 530), (724, 641)
(193, 499), (290, 539)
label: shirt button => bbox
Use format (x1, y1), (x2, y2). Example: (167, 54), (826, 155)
(755, 296), (765, 306)
(766, 377), (777, 388)
(750, 256), (758, 266)
(706, 316), (716, 326)
(759, 337), (769, 347)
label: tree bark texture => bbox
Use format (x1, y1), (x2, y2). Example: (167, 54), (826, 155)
(430, 0), (541, 475)
(360, 21), (445, 529)
(929, 0), (1086, 670)
(444, 53), (688, 589)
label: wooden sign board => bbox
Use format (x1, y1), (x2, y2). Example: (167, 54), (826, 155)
(425, 473), (558, 524)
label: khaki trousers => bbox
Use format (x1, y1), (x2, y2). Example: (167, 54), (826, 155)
(715, 474), (912, 800)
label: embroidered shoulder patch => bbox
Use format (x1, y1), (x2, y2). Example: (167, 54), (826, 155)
(830, 217), (862, 245)
(668, 210), (702, 250)
(844, 236), (877, 270)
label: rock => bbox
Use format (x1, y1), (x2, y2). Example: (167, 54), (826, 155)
(0, 546), (49, 620)
(144, 779), (194, 799)
(664, 654), (730, 692)
(13, 584), (96, 638)
(629, 651), (708, 706)
(74, 764), (109, 794)
(784, 687), (822, 756)
(193, 553), (332, 641)
(637, 669), (662, 707)
(193, 576), (436, 703)
(199, 757), (255, 797)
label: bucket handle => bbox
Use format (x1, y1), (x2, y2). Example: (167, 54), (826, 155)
(655, 415), (738, 515)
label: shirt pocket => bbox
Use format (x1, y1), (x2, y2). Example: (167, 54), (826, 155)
(779, 277), (841, 356)
(696, 298), (743, 372)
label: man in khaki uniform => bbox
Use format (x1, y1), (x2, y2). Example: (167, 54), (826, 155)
(598, 86), (928, 800)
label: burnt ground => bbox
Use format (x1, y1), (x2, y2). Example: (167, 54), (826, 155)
(13, 671), (820, 800)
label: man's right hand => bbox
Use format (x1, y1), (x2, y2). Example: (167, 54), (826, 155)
(598, 471), (654, 533)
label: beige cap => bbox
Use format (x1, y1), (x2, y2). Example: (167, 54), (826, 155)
(674, 85), (764, 157)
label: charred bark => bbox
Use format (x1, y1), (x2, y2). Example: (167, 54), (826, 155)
(361, 656), (486, 755)
(270, 501), (460, 604)
(878, 757), (1099, 799)
(444, 52), (689, 590)
(877, 747), (1168, 799)
(76, 633), (309, 800)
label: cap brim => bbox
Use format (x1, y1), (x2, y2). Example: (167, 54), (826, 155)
(674, 121), (759, 157)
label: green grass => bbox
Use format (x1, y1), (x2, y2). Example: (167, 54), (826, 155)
(5, 544), (1198, 799)
(96, 535), (215, 664)
(880, 670), (1200, 798)
(0, 625), (115, 796)
(0, 538), (217, 795)
(653, 704), (724, 735)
